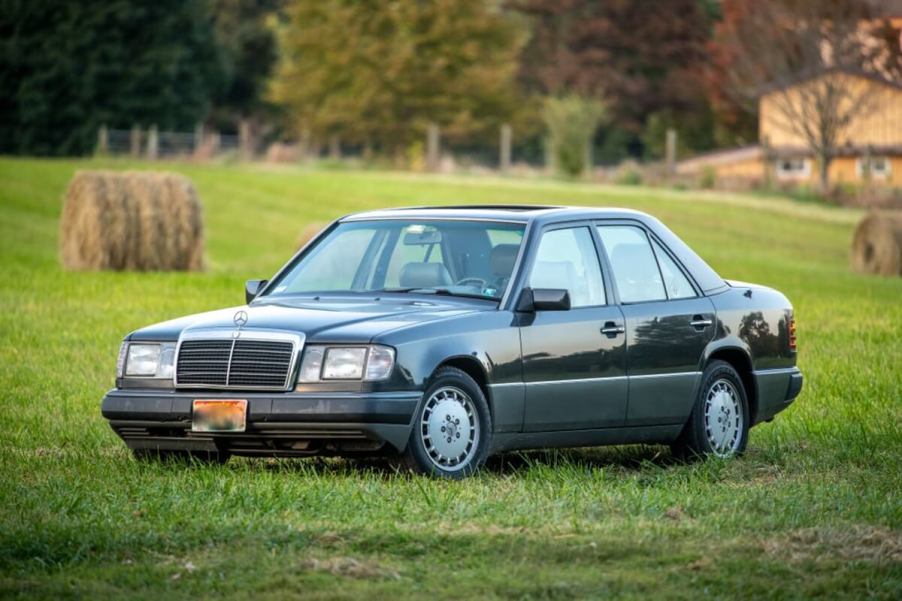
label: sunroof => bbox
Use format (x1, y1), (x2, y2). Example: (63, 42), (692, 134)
(396, 204), (559, 212)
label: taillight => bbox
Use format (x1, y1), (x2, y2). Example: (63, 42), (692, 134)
(788, 315), (797, 351)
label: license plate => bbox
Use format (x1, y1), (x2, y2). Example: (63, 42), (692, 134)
(192, 400), (247, 432)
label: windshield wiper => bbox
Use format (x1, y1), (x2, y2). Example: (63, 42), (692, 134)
(375, 287), (499, 301)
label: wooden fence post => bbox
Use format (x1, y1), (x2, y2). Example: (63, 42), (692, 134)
(194, 122), (204, 154)
(96, 124), (108, 155)
(239, 119), (251, 160)
(299, 128), (311, 162)
(499, 123), (512, 173)
(665, 128), (677, 175)
(130, 125), (142, 158)
(544, 136), (555, 174)
(426, 123), (440, 172)
(582, 138), (593, 180)
(146, 125), (159, 160)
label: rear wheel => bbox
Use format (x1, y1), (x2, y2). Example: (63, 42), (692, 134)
(403, 367), (492, 478)
(672, 360), (749, 460)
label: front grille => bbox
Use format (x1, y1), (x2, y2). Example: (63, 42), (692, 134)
(176, 338), (296, 390)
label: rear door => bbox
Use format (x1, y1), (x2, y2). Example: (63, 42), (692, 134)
(596, 223), (716, 426)
(519, 224), (628, 431)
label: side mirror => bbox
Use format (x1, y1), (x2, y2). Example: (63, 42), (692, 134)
(516, 287), (571, 312)
(245, 279), (268, 304)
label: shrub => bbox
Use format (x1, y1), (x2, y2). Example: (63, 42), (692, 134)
(542, 95), (607, 177)
(699, 166), (717, 189)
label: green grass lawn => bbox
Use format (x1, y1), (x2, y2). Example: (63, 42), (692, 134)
(1, 157), (900, 599)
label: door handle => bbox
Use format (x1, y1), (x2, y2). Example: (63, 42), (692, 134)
(600, 322), (625, 336)
(690, 315), (713, 328)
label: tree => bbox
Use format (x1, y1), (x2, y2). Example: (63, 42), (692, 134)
(708, 0), (902, 190)
(510, 0), (713, 158)
(208, 0), (284, 130)
(0, 0), (225, 156)
(270, 0), (524, 157)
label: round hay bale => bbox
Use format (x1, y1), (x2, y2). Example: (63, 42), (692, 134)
(850, 211), (902, 276)
(296, 221), (328, 250)
(59, 170), (204, 271)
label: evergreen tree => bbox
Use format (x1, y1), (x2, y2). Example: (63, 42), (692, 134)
(208, 0), (283, 130)
(0, 0), (225, 155)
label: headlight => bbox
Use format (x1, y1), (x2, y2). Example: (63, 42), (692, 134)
(323, 347), (367, 379)
(119, 342), (176, 378)
(297, 345), (395, 383)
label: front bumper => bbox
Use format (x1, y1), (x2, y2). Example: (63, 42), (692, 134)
(101, 389), (421, 456)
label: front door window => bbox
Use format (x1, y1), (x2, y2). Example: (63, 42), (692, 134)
(528, 227), (605, 307)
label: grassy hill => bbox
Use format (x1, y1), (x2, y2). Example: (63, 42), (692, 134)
(1, 157), (899, 599)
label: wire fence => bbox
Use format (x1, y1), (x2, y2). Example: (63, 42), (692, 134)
(99, 127), (243, 160)
(95, 123), (546, 174)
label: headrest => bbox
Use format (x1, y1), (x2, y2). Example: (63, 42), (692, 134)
(399, 262), (454, 289)
(530, 260), (577, 291)
(611, 244), (658, 276)
(490, 244), (519, 276)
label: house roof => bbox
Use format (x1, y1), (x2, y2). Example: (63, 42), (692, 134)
(758, 66), (902, 96)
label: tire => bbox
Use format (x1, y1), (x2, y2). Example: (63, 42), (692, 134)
(402, 366), (493, 479)
(132, 448), (231, 465)
(671, 360), (750, 461)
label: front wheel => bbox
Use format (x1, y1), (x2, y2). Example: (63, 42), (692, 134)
(402, 367), (492, 478)
(672, 360), (750, 460)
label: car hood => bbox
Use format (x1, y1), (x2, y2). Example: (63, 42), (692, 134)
(127, 295), (490, 343)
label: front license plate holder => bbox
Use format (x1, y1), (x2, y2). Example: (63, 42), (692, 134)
(192, 399), (247, 433)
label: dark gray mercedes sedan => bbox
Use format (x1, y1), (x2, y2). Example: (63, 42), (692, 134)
(102, 205), (803, 477)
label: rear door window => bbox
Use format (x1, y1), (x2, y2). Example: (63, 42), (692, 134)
(596, 225), (666, 303)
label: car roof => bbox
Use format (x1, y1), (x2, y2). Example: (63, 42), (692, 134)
(341, 205), (651, 225)
(339, 204), (727, 294)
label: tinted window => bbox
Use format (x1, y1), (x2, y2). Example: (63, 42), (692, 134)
(596, 225), (666, 303)
(529, 227), (605, 307)
(651, 238), (696, 299)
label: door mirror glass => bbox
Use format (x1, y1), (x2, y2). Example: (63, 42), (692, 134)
(517, 287), (571, 312)
(245, 279), (268, 304)
(527, 227), (605, 307)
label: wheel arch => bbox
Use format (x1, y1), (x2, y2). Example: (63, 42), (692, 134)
(705, 346), (758, 424)
(432, 355), (493, 421)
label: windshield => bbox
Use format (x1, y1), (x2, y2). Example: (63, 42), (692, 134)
(265, 219), (526, 300)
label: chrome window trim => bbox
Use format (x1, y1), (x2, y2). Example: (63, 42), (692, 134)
(174, 328), (305, 391)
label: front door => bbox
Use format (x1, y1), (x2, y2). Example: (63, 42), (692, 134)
(520, 225), (628, 431)
(596, 224), (716, 426)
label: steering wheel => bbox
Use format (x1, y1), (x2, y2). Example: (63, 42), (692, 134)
(455, 277), (487, 288)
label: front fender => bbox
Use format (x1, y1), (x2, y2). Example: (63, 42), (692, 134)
(384, 311), (523, 432)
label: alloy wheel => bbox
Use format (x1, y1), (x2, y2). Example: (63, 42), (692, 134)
(703, 378), (744, 457)
(419, 386), (479, 472)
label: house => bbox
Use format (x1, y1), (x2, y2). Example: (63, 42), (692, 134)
(678, 69), (902, 189)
